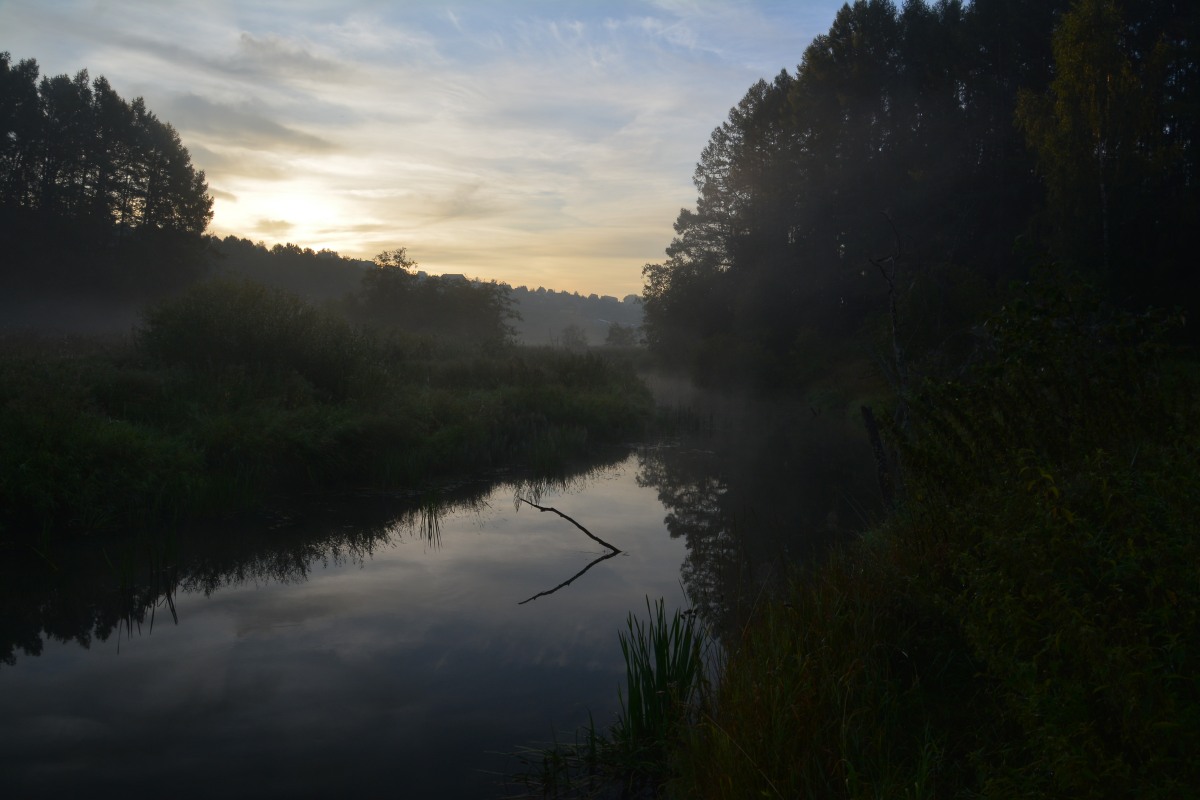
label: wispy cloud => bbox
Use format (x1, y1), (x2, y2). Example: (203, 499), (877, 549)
(1, 0), (848, 295)
(229, 32), (354, 82)
(164, 93), (337, 152)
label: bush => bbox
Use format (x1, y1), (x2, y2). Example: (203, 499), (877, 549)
(888, 279), (1198, 796)
(138, 278), (375, 398)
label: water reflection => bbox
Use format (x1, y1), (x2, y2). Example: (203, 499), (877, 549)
(0, 450), (630, 668)
(0, 398), (878, 667)
(634, 380), (880, 637)
(1, 446), (695, 798)
(514, 497), (624, 605)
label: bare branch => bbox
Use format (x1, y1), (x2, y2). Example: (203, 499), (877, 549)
(517, 498), (622, 553)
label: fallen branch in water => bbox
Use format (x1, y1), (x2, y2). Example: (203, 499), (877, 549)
(515, 498), (624, 605)
(517, 498), (622, 553)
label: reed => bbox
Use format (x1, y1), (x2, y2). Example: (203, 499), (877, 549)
(615, 598), (706, 764)
(509, 598), (707, 797)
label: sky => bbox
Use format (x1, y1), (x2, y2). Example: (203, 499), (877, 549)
(2, 0), (848, 297)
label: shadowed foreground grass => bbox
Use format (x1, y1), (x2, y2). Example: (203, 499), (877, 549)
(668, 287), (1200, 798)
(0, 279), (653, 542)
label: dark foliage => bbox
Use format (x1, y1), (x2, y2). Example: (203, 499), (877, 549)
(209, 236), (370, 303)
(0, 283), (653, 541)
(347, 249), (519, 351)
(674, 277), (1199, 798)
(642, 0), (1198, 389)
(0, 54), (213, 298)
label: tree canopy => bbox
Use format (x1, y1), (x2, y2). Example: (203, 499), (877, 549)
(349, 250), (518, 350)
(1, 54), (213, 296)
(642, 0), (1198, 390)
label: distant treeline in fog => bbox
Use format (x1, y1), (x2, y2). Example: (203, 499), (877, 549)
(207, 236), (644, 348)
(0, 51), (642, 347)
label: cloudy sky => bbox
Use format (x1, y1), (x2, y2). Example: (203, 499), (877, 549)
(3, 0), (846, 296)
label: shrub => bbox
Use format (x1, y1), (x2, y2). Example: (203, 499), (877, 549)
(138, 278), (375, 398)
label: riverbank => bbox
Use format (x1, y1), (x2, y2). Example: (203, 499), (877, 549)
(665, 296), (1200, 797)
(0, 281), (654, 544)
(515, 288), (1200, 798)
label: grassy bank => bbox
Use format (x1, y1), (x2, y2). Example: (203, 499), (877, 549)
(666, 287), (1199, 797)
(0, 279), (653, 542)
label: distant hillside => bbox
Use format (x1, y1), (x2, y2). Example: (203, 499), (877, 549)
(508, 286), (642, 346)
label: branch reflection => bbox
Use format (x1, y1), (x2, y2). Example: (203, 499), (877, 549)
(517, 549), (622, 605)
(0, 449), (629, 666)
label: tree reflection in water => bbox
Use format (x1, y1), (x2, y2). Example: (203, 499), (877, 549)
(0, 451), (628, 667)
(634, 391), (880, 641)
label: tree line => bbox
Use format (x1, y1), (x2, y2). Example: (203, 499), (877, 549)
(641, 0), (1199, 390)
(346, 248), (517, 348)
(1, 53), (213, 296)
(0, 57), (520, 349)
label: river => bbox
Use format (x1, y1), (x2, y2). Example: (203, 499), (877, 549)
(0, 389), (877, 798)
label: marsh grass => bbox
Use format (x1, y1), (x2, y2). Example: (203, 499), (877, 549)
(101, 525), (183, 644)
(508, 715), (617, 799)
(1, 279), (654, 542)
(668, 547), (957, 799)
(615, 599), (706, 765)
(509, 598), (707, 798)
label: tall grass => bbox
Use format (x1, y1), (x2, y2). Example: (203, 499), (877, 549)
(669, 547), (955, 799)
(616, 599), (706, 764)
(510, 598), (707, 798)
(1, 279), (655, 542)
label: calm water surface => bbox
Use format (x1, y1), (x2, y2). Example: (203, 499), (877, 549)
(1, 404), (877, 798)
(2, 451), (694, 798)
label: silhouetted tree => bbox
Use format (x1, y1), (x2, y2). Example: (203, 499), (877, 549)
(0, 54), (213, 296)
(560, 324), (588, 352)
(352, 249), (517, 349)
(642, 0), (1197, 388)
(604, 321), (638, 347)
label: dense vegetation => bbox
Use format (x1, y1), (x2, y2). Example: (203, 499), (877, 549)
(344, 248), (518, 349)
(0, 279), (653, 542)
(0, 53), (213, 297)
(0, 58), (656, 544)
(642, 0), (1199, 391)
(667, 283), (1198, 797)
